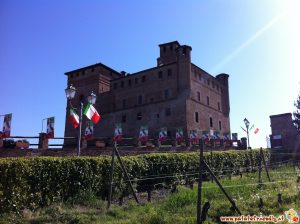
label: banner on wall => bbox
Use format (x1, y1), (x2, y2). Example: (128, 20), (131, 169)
(114, 123), (123, 142)
(232, 133), (238, 141)
(139, 125), (149, 143)
(2, 113), (12, 138)
(46, 117), (55, 139)
(159, 127), (167, 142)
(84, 121), (94, 141)
(176, 128), (184, 143)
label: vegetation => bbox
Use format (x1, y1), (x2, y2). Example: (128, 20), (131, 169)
(0, 164), (298, 224)
(0, 149), (268, 213)
(293, 93), (300, 133)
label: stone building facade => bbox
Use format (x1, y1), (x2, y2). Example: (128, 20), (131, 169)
(64, 41), (231, 141)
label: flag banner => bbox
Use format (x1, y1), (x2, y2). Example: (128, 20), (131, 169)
(202, 130), (210, 146)
(159, 127), (167, 142)
(84, 103), (101, 124)
(223, 132), (231, 140)
(189, 130), (199, 145)
(84, 121), (94, 141)
(176, 128), (184, 143)
(114, 123), (122, 142)
(213, 131), (221, 146)
(232, 133), (238, 141)
(46, 117), (55, 139)
(2, 113), (12, 138)
(69, 109), (79, 128)
(138, 125), (148, 143)
(254, 128), (259, 134)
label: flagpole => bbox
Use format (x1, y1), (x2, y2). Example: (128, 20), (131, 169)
(77, 101), (83, 157)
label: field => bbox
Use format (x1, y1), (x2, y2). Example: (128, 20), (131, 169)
(1, 163), (299, 224)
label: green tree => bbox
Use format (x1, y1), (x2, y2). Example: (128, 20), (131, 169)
(293, 93), (300, 133)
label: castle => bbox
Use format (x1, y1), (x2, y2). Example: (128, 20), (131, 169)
(64, 41), (231, 142)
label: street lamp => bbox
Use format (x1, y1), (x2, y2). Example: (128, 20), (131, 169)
(242, 118), (250, 149)
(65, 84), (97, 156)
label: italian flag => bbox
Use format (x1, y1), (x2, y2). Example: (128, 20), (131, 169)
(84, 103), (101, 124)
(69, 109), (79, 128)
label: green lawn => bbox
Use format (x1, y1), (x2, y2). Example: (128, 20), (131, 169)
(1, 164), (299, 224)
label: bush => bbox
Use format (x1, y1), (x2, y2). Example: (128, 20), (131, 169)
(0, 149), (269, 213)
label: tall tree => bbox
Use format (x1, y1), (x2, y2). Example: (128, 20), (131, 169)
(293, 93), (300, 133)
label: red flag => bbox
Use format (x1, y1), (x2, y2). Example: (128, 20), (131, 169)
(254, 128), (259, 134)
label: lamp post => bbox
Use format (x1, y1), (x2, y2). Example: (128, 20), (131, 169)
(65, 84), (97, 157)
(242, 118), (250, 149)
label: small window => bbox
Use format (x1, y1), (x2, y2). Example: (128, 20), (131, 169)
(121, 81), (124, 88)
(138, 95), (143, 105)
(210, 117), (213, 128)
(128, 79), (132, 86)
(219, 121), (222, 130)
(113, 83), (118, 89)
(207, 79), (210, 86)
(170, 44), (173, 51)
(164, 89), (169, 99)
(207, 96), (210, 105)
(182, 47), (186, 55)
(122, 99), (126, 108)
(91, 67), (95, 72)
(158, 71), (163, 79)
(195, 112), (199, 123)
(81, 70), (85, 75)
(156, 113), (160, 118)
(137, 112), (142, 120)
(216, 85), (219, 91)
(165, 108), (171, 116)
(122, 115), (126, 123)
(167, 69), (172, 76)
(135, 78), (139, 84)
(163, 45), (166, 52)
(70, 74), (73, 78)
(198, 74), (202, 81)
(150, 98), (154, 103)
(76, 73), (79, 77)
(142, 76), (146, 82)
(197, 92), (200, 101)
(218, 102), (220, 111)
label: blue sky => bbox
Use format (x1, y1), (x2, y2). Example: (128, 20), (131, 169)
(1, 0), (299, 148)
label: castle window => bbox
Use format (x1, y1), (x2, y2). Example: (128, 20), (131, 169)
(165, 108), (171, 116)
(210, 117), (213, 128)
(212, 82), (215, 88)
(142, 76), (146, 82)
(207, 96), (210, 105)
(138, 95), (143, 105)
(122, 99), (126, 108)
(128, 79), (132, 86)
(76, 73), (79, 77)
(158, 71), (163, 79)
(195, 112), (199, 123)
(121, 81), (124, 88)
(122, 115), (126, 123)
(197, 92), (201, 101)
(150, 98), (154, 103)
(157, 113), (160, 118)
(182, 47), (186, 55)
(70, 74), (73, 78)
(170, 44), (173, 51)
(164, 89), (169, 99)
(207, 79), (210, 86)
(216, 85), (219, 91)
(218, 102), (220, 111)
(81, 70), (85, 75)
(219, 121), (222, 130)
(167, 69), (172, 76)
(135, 78), (139, 84)
(163, 45), (166, 52)
(198, 74), (202, 81)
(137, 112), (142, 120)
(113, 83), (118, 89)
(91, 67), (95, 72)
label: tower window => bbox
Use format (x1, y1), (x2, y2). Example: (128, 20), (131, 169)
(163, 45), (166, 52)
(165, 108), (171, 116)
(122, 115), (126, 123)
(195, 112), (199, 123)
(182, 47), (186, 55)
(167, 69), (172, 76)
(207, 80), (210, 86)
(197, 92), (201, 101)
(135, 78), (139, 84)
(219, 121), (222, 130)
(137, 113), (142, 120)
(138, 95), (143, 105)
(122, 99), (126, 108)
(142, 76), (146, 82)
(158, 71), (163, 79)
(210, 117), (213, 128)
(164, 89), (169, 99)
(170, 44), (173, 51)
(150, 98), (154, 103)
(156, 113), (160, 118)
(128, 79), (132, 86)
(207, 96), (210, 105)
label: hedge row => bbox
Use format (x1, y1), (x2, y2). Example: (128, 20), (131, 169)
(0, 149), (269, 213)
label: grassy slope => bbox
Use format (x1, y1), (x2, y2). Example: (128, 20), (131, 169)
(1, 165), (299, 224)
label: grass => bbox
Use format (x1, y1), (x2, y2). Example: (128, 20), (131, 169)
(0, 164), (299, 224)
